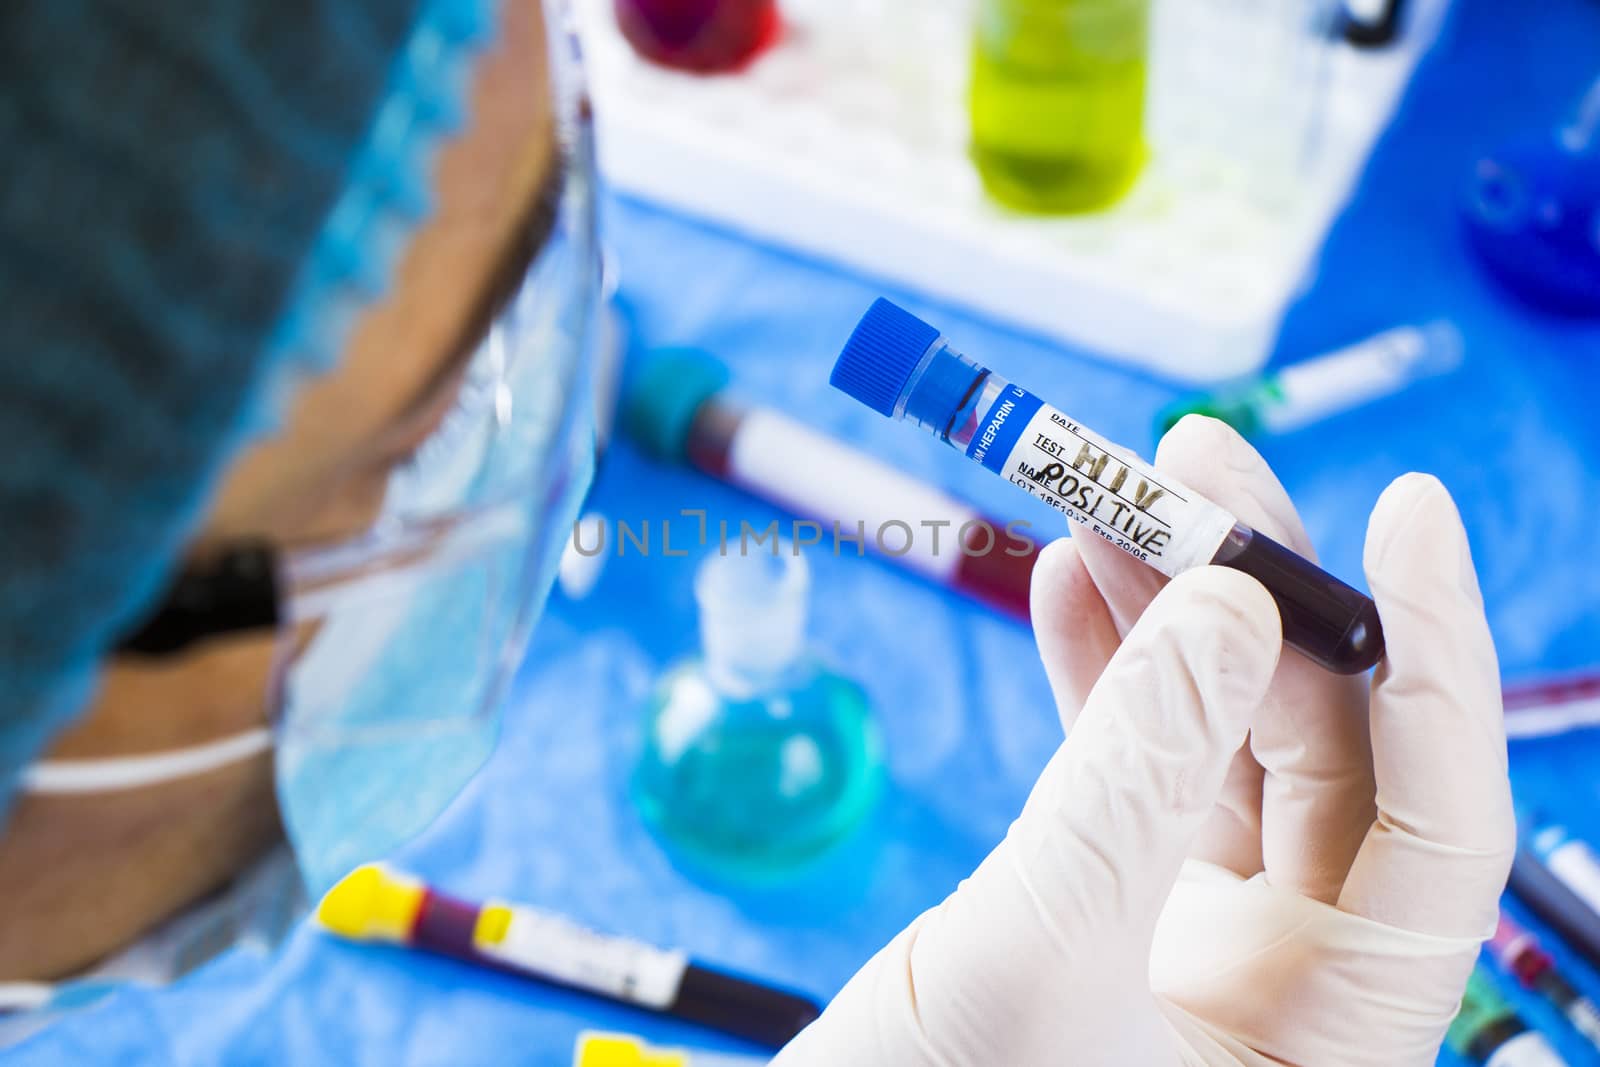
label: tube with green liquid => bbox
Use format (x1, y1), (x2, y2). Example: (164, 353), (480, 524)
(969, 0), (1151, 213)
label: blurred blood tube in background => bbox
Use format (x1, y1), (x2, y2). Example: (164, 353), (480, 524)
(1488, 911), (1600, 1052)
(623, 349), (1040, 621)
(614, 0), (779, 73)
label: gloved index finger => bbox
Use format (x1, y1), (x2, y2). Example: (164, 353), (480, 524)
(1338, 474), (1514, 939)
(1030, 538), (1121, 732)
(1149, 415), (1374, 904)
(1008, 566), (1280, 941)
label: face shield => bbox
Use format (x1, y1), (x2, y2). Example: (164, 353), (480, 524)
(23, 3), (601, 899)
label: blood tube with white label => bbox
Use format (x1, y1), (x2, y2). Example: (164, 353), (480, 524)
(1530, 824), (1600, 920)
(317, 865), (820, 1048)
(1488, 912), (1600, 1051)
(831, 299), (1385, 674)
(623, 348), (1039, 620)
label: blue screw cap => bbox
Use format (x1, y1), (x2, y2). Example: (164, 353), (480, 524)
(830, 299), (942, 417)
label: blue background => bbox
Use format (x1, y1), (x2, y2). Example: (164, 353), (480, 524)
(9, 0), (1600, 1062)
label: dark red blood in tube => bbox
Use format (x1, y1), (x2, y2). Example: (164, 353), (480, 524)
(953, 522), (1037, 622)
(670, 964), (822, 1048)
(614, 0), (779, 72)
(412, 889), (481, 957)
(1211, 526), (1384, 675)
(685, 400), (741, 479)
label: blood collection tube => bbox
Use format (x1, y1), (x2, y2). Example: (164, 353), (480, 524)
(624, 348), (1040, 620)
(1509, 848), (1600, 975)
(1503, 673), (1600, 740)
(831, 300), (1385, 674)
(1447, 967), (1568, 1067)
(1489, 912), (1600, 1052)
(613, 0), (779, 73)
(317, 865), (820, 1049)
(1531, 825), (1600, 917)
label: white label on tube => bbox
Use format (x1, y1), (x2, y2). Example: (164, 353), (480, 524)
(477, 905), (689, 1010)
(730, 408), (976, 582)
(972, 385), (1235, 578)
(1544, 840), (1600, 914)
(1262, 329), (1422, 434)
(1486, 1031), (1568, 1067)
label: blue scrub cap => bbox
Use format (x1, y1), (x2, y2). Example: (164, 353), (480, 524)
(0, 0), (494, 802)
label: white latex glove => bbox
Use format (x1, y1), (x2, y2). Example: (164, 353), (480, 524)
(775, 416), (1515, 1067)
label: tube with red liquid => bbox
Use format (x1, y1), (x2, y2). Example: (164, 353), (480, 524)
(1503, 674), (1600, 739)
(1489, 912), (1600, 1053)
(622, 348), (1040, 621)
(614, 0), (779, 72)
(317, 865), (820, 1049)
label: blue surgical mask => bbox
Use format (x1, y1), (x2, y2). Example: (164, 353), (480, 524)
(274, 109), (601, 895)
(22, 13), (603, 904)
(277, 431), (595, 895)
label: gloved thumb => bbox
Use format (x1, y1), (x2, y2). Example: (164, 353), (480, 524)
(1010, 565), (1281, 945)
(821, 568), (1285, 1066)
(774, 569), (1281, 1067)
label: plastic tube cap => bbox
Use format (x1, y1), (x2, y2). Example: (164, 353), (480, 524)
(574, 1033), (689, 1067)
(830, 299), (941, 417)
(622, 348), (732, 463)
(315, 863), (425, 944)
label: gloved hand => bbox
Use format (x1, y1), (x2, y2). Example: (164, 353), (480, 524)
(774, 415), (1515, 1067)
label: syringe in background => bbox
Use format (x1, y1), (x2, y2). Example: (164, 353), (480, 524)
(1489, 912), (1600, 1054)
(1156, 321), (1463, 440)
(622, 348), (1040, 620)
(832, 300), (1384, 674)
(1448, 966), (1569, 1067)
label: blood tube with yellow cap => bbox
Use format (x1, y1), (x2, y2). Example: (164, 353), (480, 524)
(316, 865), (820, 1048)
